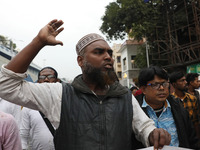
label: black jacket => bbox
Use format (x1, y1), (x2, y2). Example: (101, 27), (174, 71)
(132, 94), (200, 149)
(54, 75), (133, 150)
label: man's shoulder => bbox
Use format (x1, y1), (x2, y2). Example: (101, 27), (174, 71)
(167, 95), (182, 107)
(0, 111), (16, 125)
(185, 92), (197, 101)
(171, 92), (177, 97)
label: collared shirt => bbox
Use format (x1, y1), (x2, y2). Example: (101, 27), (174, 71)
(20, 107), (55, 150)
(172, 92), (199, 125)
(0, 65), (156, 147)
(0, 98), (22, 129)
(142, 98), (179, 147)
(0, 111), (22, 150)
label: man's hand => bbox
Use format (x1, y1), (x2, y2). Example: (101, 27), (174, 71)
(36, 19), (64, 46)
(5, 19), (64, 73)
(149, 128), (171, 150)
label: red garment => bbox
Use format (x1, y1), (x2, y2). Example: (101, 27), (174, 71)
(134, 89), (142, 96)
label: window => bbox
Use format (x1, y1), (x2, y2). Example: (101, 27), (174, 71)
(117, 71), (122, 78)
(123, 58), (127, 70)
(131, 55), (137, 68)
(117, 56), (121, 63)
(123, 58), (126, 65)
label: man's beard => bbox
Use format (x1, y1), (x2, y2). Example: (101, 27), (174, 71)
(83, 61), (118, 88)
(178, 85), (188, 92)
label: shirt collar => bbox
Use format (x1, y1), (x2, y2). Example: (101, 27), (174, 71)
(141, 96), (171, 109)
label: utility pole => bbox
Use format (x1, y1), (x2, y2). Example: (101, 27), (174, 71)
(145, 40), (149, 67)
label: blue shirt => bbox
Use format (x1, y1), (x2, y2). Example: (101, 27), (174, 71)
(142, 98), (179, 146)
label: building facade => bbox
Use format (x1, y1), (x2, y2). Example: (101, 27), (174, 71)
(0, 44), (41, 82)
(112, 43), (122, 80)
(118, 40), (144, 87)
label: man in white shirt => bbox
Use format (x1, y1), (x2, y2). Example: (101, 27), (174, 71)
(0, 19), (170, 150)
(0, 97), (22, 128)
(21, 108), (55, 150)
(20, 67), (59, 150)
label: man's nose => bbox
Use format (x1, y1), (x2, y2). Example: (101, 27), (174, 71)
(44, 77), (50, 82)
(104, 52), (112, 61)
(159, 84), (165, 90)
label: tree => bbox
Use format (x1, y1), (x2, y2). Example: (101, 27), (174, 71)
(0, 35), (16, 50)
(100, 0), (162, 41)
(100, 0), (163, 67)
(101, 0), (200, 68)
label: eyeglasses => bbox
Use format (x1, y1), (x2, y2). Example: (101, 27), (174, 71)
(38, 75), (56, 80)
(147, 82), (169, 90)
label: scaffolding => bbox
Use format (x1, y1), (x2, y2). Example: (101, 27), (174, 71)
(152, 0), (200, 72)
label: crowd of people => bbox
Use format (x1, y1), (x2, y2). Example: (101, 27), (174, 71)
(0, 19), (199, 150)
(130, 67), (200, 149)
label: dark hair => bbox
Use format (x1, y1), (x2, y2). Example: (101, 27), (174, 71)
(186, 73), (199, 84)
(138, 66), (168, 86)
(130, 86), (138, 91)
(38, 66), (58, 79)
(169, 71), (185, 83)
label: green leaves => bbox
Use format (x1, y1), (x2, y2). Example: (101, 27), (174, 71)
(0, 35), (16, 50)
(101, 0), (199, 68)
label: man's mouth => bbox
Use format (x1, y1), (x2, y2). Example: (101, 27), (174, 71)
(157, 93), (167, 98)
(104, 63), (113, 69)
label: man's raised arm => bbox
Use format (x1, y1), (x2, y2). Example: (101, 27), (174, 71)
(5, 19), (64, 73)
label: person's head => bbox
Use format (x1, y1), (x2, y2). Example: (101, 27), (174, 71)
(186, 73), (200, 90)
(138, 66), (169, 109)
(37, 67), (59, 83)
(169, 71), (187, 92)
(76, 33), (117, 88)
(130, 86), (138, 95)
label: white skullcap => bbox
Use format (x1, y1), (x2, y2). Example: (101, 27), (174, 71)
(76, 33), (105, 55)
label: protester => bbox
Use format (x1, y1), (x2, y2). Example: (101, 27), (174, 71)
(169, 71), (200, 139)
(197, 76), (200, 94)
(0, 19), (170, 150)
(186, 73), (200, 101)
(0, 97), (22, 128)
(0, 111), (22, 150)
(20, 67), (59, 150)
(132, 66), (199, 149)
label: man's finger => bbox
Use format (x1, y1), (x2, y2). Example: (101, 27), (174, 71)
(56, 27), (64, 36)
(149, 129), (159, 148)
(48, 19), (58, 26)
(165, 130), (171, 145)
(158, 129), (166, 146)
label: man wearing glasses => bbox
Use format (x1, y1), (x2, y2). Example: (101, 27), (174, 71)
(0, 19), (171, 150)
(132, 66), (199, 149)
(37, 67), (60, 83)
(20, 67), (59, 150)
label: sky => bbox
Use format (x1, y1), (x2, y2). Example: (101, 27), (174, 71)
(0, 0), (123, 81)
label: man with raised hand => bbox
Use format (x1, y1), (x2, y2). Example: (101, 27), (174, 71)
(0, 19), (170, 150)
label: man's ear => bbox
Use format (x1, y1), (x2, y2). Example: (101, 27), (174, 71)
(77, 56), (84, 67)
(171, 82), (176, 88)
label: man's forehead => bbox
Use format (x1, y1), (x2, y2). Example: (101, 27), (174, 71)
(151, 75), (167, 81)
(40, 69), (54, 74)
(178, 76), (186, 80)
